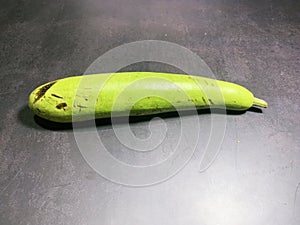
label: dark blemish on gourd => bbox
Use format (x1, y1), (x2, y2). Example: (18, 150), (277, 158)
(202, 97), (207, 104)
(51, 93), (63, 99)
(76, 104), (88, 112)
(34, 81), (56, 103)
(56, 102), (67, 110)
(77, 104), (87, 109)
(204, 80), (209, 85)
(208, 99), (214, 105)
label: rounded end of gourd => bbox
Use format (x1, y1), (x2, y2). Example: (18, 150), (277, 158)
(253, 97), (268, 108)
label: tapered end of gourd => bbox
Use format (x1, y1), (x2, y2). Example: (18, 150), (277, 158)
(253, 97), (268, 108)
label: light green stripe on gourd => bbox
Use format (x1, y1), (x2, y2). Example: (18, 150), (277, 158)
(28, 72), (267, 123)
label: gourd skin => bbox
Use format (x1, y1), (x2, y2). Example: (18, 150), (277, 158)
(28, 72), (267, 123)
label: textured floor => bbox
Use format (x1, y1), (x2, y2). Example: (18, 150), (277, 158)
(0, 0), (300, 225)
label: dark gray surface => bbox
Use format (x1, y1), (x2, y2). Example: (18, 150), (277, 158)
(0, 0), (300, 224)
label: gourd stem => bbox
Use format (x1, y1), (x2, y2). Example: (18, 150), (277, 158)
(253, 97), (268, 108)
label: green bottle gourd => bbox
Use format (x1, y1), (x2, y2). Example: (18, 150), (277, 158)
(28, 72), (268, 123)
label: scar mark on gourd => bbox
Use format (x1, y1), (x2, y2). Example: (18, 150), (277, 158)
(76, 104), (88, 112)
(202, 97), (207, 104)
(208, 99), (214, 105)
(77, 104), (87, 108)
(56, 102), (67, 110)
(34, 81), (56, 103)
(51, 93), (63, 99)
